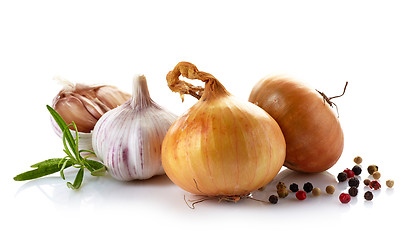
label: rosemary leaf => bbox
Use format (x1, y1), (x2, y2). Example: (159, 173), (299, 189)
(59, 159), (70, 180)
(85, 159), (107, 176)
(47, 105), (76, 154)
(67, 167), (84, 190)
(84, 159), (105, 171)
(14, 158), (72, 181)
(14, 105), (107, 190)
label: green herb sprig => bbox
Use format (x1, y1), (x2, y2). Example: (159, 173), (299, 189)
(14, 105), (106, 189)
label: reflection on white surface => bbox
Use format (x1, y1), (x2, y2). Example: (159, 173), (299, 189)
(10, 165), (402, 240)
(14, 167), (396, 212)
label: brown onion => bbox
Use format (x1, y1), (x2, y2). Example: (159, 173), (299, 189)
(162, 62), (286, 196)
(249, 75), (344, 173)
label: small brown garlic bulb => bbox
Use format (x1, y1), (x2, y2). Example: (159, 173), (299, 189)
(50, 77), (131, 151)
(52, 79), (131, 133)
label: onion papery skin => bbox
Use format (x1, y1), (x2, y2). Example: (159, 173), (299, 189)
(162, 95), (286, 196)
(249, 76), (344, 173)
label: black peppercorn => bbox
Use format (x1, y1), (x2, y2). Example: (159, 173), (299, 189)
(303, 182), (313, 193)
(348, 177), (360, 188)
(348, 187), (358, 197)
(337, 172), (348, 182)
(364, 191), (374, 201)
(268, 195), (278, 204)
(289, 183), (299, 192)
(352, 165), (362, 176)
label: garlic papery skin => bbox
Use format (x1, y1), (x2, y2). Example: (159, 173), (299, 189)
(92, 75), (178, 181)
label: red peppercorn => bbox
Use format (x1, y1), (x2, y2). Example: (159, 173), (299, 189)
(339, 193), (351, 204)
(369, 180), (381, 190)
(343, 168), (355, 178)
(296, 191), (307, 200)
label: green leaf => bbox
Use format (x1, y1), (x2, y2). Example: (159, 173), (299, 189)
(30, 158), (63, 168)
(79, 149), (96, 156)
(46, 105), (67, 130)
(47, 105), (76, 155)
(67, 167), (84, 190)
(84, 159), (105, 171)
(14, 158), (72, 181)
(87, 159), (107, 176)
(91, 167), (106, 177)
(59, 160), (69, 180)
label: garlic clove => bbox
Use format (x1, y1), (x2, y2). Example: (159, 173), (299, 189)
(95, 86), (131, 109)
(71, 93), (105, 120)
(53, 95), (98, 133)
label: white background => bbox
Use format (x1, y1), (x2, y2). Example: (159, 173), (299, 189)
(1, 0), (406, 239)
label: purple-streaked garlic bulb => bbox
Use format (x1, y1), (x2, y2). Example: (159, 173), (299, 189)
(51, 77), (131, 151)
(92, 75), (177, 181)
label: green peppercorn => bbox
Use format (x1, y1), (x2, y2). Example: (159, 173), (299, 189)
(364, 191), (374, 201)
(277, 187), (289, 198)
(368, 165), (378, 175)
(303, 182), (313, 193)
(348, 187), (358, 197)
(268, 195), (278, 204)
(326, 185), (335, 194)
(276, 182), (286, 190)
(363, 179), (371, 186)
(354, 156), (363, 164)
(337, 172), (347, 182)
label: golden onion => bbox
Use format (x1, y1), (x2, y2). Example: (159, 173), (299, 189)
(162, 62), (286, 196)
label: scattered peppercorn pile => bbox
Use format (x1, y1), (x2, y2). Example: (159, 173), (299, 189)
(265, 156), (394, 205)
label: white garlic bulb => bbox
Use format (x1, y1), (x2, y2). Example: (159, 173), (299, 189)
(92, 75), (177, 181)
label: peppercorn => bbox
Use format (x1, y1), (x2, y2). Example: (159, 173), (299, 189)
(277, 187), (289, 198)
(268, 195), (278, 204)
(364, 191), (374, 201)
(348, 177), (360, 188)
(339, 193), (351, 204)
(303, 182), (313, 193)
(352, 165), (362, 176)
(337, 172), (348, 182)
(363, 179), (371, 186)
(276, 182), (286, 190)
(276, 182), (289, 198)
(368, 165), (378, 175)
(386, 179), (394, 188)
(372, 171), (381, 180)
(326, 185), (335, 194)
(348, 187), (358, 197)
(289, 183), (299, 192)
(296, 191), (307, 200)
(312, 187), (321, 196)
(354, 156), (363, 164)
(343, 168), (355, 178)
(369, 180), (381, 190)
